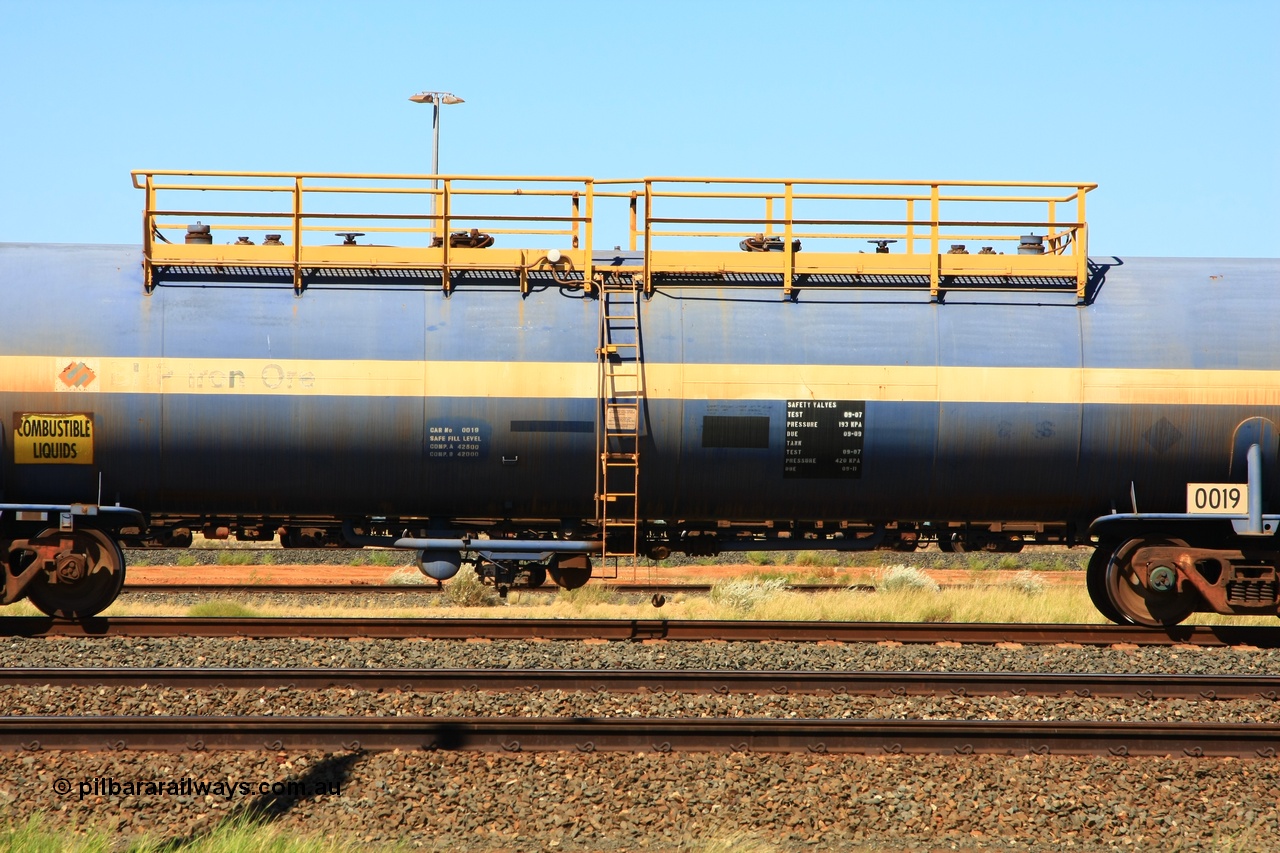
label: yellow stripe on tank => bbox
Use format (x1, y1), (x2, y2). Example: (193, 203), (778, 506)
(2, 356), (1279, 406)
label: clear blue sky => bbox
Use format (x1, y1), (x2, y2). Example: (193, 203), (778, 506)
(1, 0), (1276, 257)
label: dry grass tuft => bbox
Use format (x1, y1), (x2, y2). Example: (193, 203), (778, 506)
(442, 564), (498, 607)
(874, 564), (940, 593)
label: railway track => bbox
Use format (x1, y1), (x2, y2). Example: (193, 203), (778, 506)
(3, 615), (1278, 646)
(5, 715), (1279, 757)
(7, 666), (1280, 699)
(119, 582), (877, 596)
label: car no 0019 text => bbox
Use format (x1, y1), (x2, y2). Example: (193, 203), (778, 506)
(1186, 483), (1248, 515)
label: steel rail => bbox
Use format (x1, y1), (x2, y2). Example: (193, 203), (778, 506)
(4, 715), (1278, 757)
(6, 667), (1280, 700)
(118, 583), (876, 596)
(3, 616), (1279, 646)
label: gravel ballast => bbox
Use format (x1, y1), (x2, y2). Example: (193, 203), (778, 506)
(3, 635), (1278, 675)
(4, 632), (1279, 849)
(2, 685), (1278, 724)
(3, 750), (1277, 851)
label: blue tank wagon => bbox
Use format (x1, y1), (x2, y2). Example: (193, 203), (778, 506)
(1, 171), (1276, 624)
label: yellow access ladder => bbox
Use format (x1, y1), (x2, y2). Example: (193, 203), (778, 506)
(595, 271), (642, 562)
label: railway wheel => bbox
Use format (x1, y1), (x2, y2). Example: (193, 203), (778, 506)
(946, 532), (982, 552)
(548, 554), (592, 590)
(1086, 540), (1130, 625)
(1104, 536), (1199, 628)
(937, 533), (956, 553)
(524, 566), (548, 588)
(989, 537), (1025, 554)
(24, 529), (127, 619)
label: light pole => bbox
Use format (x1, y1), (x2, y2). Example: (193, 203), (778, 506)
(409, 91), (464, 239)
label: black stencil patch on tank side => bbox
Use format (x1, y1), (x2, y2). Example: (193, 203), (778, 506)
(701, 415), (770, 449)
(784, 400), (864, 479)
(426, 420), (490, 461)
(510, 420), (594, 434)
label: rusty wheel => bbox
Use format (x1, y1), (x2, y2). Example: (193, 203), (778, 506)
(523, 566), (548, 589)
(1087, 540), (1130, 625)
(24, 529), (126, 619)
(1105, 536), (1198, 628)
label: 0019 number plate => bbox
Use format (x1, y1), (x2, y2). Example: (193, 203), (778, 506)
(1186, 483), (1249, 515)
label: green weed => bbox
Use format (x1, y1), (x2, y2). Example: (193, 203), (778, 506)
(1, 811), (386, 852)
(186, 600), (261, 618)
(792, 550), (844, 568)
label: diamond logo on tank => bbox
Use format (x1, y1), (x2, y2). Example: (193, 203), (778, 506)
(54, 359), (99, 392)
(1143, 416), (1183, 454)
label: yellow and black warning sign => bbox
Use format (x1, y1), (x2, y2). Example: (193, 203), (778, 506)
(13, 413), (94, 464)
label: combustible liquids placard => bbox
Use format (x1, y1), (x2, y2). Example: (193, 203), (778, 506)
(13, 413), (94, 464)
(784, 400), (864, 479)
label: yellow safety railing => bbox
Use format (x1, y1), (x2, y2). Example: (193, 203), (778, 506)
(594, 177), (1095, 300)
(133, 170), (595, 294)
(134, 171), (1095, 300)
